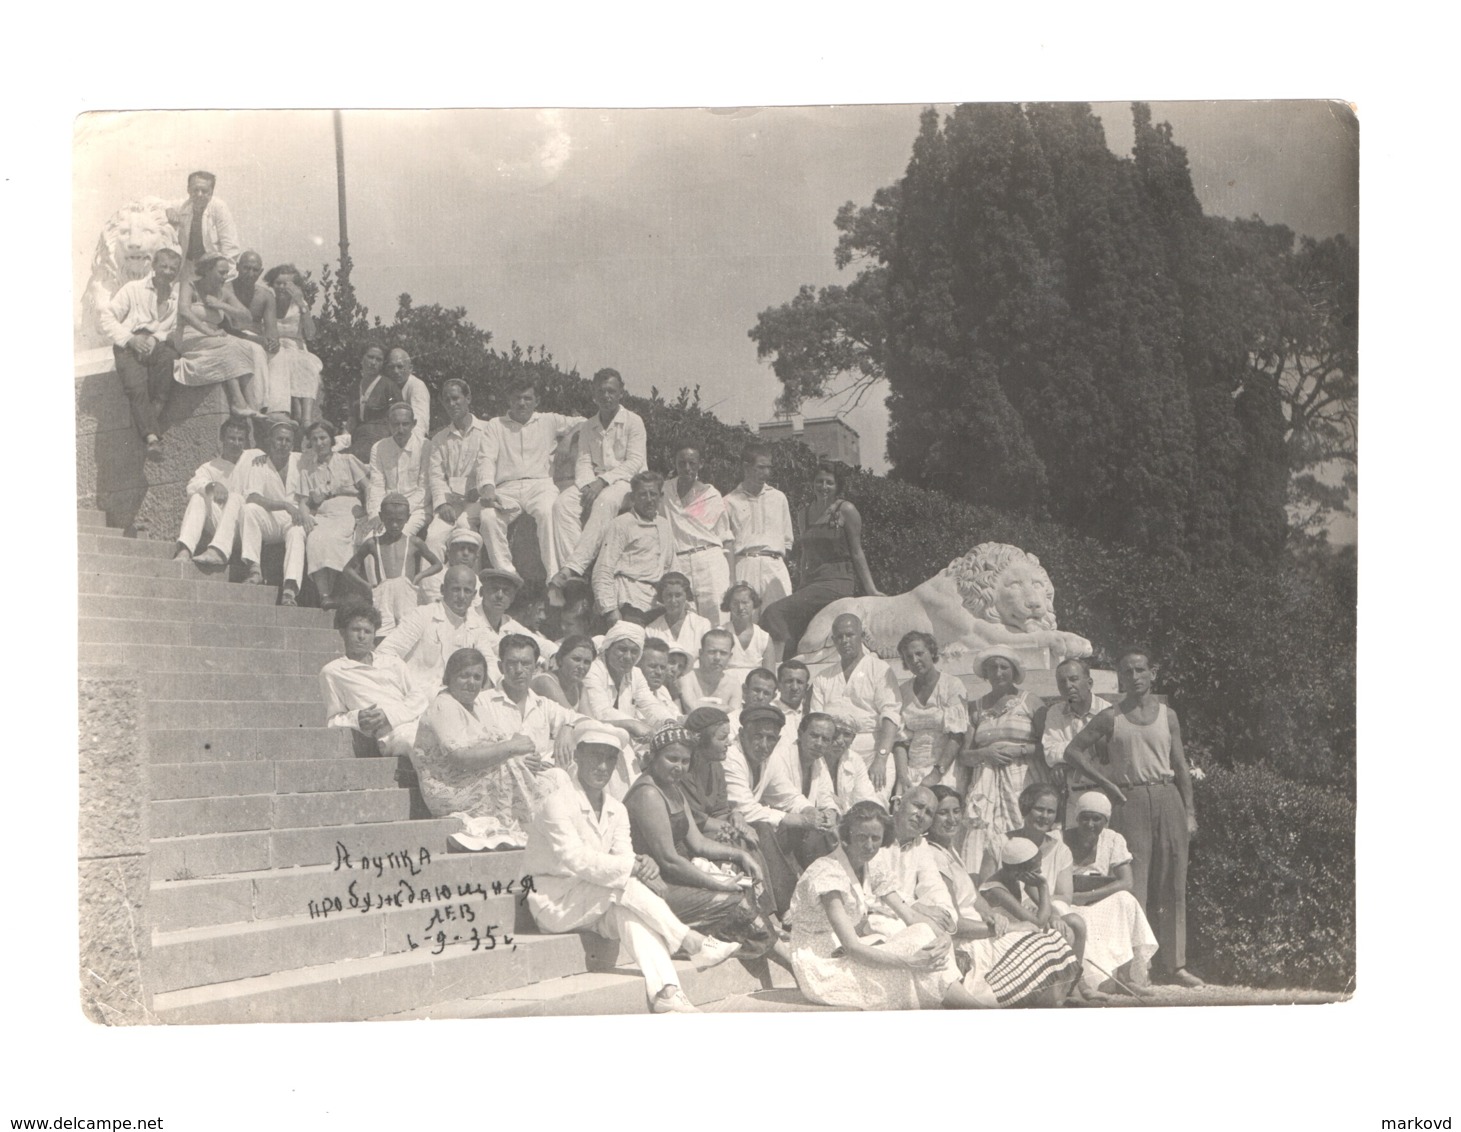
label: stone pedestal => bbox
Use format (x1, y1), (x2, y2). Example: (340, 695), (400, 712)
(805, 648), (1116, 703)
(76, 346), (234, 538)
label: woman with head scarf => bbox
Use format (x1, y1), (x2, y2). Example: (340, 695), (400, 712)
(1066, 790), (1160, 995)
(581, 620), (677, 795)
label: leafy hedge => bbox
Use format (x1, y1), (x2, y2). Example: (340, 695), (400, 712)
(1187, 765), (1355, 992)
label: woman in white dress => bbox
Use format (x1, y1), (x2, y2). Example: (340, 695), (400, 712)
(786, 800), (982, 1010)
(891, 630), (969, 793)
(721, 582), (771, 685)
(644, 572), (711, 656)
(264, 264), (324, 427)
(295, 418), (368, 609)
(409, 648), (543, 851)
(1066, 790), (1159, 995)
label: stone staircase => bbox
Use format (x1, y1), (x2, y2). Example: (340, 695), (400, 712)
(78, 507), (796, 1023)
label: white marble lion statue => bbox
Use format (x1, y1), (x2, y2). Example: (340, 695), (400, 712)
(77, 196), (180, 348)
(795, 541), (1093, 664)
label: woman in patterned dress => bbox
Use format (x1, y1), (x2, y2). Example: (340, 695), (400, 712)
(295, 418), (368, 609)
(785, 801), (982, 1010)
(958, 645), (1041, 874)
(891, 630), (969, 795)
(408, 648), (544, 852)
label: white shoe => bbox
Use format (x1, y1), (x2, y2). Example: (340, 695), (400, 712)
(650, 986), (699, 1014)
(174, 547), (193, 562)
(689, 937), (741, 971)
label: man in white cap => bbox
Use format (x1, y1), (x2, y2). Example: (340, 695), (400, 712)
(1062, 647), (1201, 988)
(476, 566), (552, 683)
(1034, 658), (1113, 827)
(864, 786), (957, 938)
(808, 613), (901, 802)
(523, 725), (741, 1013)
(419, 526), (483, 604)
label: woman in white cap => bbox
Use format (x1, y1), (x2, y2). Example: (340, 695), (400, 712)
(1066, 790), (1159, 995)
(786, 800), (982, 1010)
(409, 647), (544, 851)
(958, 644), (1041, 873)
(295, 417), (368, 610)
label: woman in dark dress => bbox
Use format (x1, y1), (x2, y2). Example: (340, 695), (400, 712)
(345, 344), (399, 460)
(624, 723), (770, 952)
(761, 461), (882, 664)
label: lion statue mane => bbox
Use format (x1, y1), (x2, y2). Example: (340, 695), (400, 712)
(77, 196), (180, 348)
(794, 541), (1093, 665)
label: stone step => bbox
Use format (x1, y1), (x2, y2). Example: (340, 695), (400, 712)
(151, 932), (592, 1024)
(81, 571), (283, 606)
(80, 617), (339, 651)
(78, 507), (108, 526)
(373, 952), (799, 1020)
(79, 551), (237, 583)
(149, 816), (458, 881)
(144, 698), (323, 731)
(144, 726), (354, 764)
(149, 849), (528, 932)
(150, 787), (412, 838)
(80, 594), (330, 628)
(79, 641), (339, 677)
(79, 517), (111, 532)
(150, 890), (524, 993)
(142, 670), (321, 703)
(150, 757), (413, 801)
(77, 531), (183, 559)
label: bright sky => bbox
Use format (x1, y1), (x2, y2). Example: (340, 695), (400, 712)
(73, 101), (1357, 481)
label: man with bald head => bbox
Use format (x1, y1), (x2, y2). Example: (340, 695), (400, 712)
(808, 613), (902, 804)
(375, 563), (492, 697)
(385, 348), (431, 445)
(864, 786), (957, 937)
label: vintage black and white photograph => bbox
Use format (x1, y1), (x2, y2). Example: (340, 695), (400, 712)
(71, 102), (1358, 1032)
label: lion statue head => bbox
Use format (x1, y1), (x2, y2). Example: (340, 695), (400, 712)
(77, 196), (180, 347)
(946, 542), (1059, 634)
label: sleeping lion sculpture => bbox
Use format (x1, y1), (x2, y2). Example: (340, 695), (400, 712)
(795, 542), (1092, 665)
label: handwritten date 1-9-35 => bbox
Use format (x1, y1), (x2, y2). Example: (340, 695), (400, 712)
(405, 924), (516, 955)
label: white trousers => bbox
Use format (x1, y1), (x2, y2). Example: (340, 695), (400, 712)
(676, 547), (732, 622)
(734, 555), (793, 608)
(553, 480), (632, 576)
(177, 493), (223, 552)
(594, 877), (691, 999)
(205, 494), (245, 560)
(482, 479), (562, 576)
(240, 504), (306, 586)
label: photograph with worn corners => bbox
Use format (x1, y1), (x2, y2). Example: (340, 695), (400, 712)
(74, 102), (1357, 1024)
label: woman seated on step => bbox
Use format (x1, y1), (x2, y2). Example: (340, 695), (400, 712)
(409, 647), (549, 851)
(623, 721), (774, 956)
(785, 800), (984, 1010)
(1064, 790), (1160, 996)
(924, 784), (1083, 1007)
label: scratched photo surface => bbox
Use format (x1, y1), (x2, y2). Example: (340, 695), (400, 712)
(74, 104), (1357, 1023)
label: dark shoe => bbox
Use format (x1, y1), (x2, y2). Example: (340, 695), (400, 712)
(145, 436), (165, 462)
